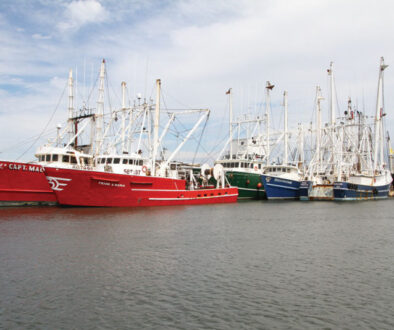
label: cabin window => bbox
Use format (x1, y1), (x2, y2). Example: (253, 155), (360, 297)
(46, 155), (50, 161)
(123, 159), (128, 164)
(52, 154), (58, 161)
(63, 155), (70, 163)
(235, 162), (239, 167)
(70, 156), (77, 164)
(114, 158), (120, 164)
(258, 164), (261, 169)
(107, 158), (113, 164)
(138, 160), (143, 166)
(129, 159), (133, 165)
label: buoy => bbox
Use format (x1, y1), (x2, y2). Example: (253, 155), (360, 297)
(257, 182), (262, 188)
(142, 165), (147, 173)
(246, 179), (250, 185)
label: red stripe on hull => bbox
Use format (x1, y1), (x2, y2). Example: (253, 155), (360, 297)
(0, 161), (57, 205)
(45, 167), (238, 207)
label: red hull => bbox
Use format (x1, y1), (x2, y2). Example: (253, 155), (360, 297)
(44, 167), (238, 207)
(0, 161), (57, 206)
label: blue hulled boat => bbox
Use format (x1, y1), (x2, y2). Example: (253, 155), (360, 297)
(261, 165), (302, 200)
(333, 172), (392, 201)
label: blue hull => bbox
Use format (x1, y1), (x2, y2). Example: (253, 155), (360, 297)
(299, 180), (312, 200)
(333, 181), (391, 200)
(261, 175), (301, 200)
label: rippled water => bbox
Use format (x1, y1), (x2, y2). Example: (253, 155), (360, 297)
(1, 200), (394, 329)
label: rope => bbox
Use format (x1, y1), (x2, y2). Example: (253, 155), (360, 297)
(192, 114), (208, 164)
(16, 82), (67, 161)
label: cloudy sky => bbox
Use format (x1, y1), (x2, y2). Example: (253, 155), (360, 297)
(0, 0), (393, 162)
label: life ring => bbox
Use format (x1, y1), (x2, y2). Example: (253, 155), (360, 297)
(142, 165), (147, 173)
(254, 165), (258, 171)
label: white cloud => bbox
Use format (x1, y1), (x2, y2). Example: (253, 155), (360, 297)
(32, 33), (52, 40)
(57, 0), (109, 32)
(0, 0), (394, 161)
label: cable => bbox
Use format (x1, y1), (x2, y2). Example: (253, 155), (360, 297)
(16, 82), (68, 161)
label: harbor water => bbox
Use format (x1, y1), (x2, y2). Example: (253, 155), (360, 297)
(1, 200), (394, 329)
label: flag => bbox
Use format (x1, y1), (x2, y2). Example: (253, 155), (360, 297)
(225, 88), (231, 95)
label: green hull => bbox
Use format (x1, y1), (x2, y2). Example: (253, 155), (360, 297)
(210, 171), (265, 200)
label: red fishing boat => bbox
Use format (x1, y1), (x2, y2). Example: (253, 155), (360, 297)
(0, 161), (56, 206)
(44, 166), (237, 207)
(44, 77), (238, 207)
(0, 66), (95, 206)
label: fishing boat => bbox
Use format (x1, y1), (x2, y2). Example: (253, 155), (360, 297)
(261, 90), (304, 199)
(300, 63), (343, 201)
(0, 161), (56, 206)
(333, 57), (392, 200)
(45, 79), (238, 207)
(261, 164), (303, 200)
(0, 66), (93, 206)
(213, 85), (272, 199)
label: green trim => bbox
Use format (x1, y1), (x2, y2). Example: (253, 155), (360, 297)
(210, 171), (266, 200)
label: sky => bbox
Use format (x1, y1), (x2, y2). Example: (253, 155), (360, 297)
(0, 0), (393, 162)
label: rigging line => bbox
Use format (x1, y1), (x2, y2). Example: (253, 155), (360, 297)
(86, 69), (100, 104)
(160, 89), (172, 119)
(192, 115), (209, 164)
(105, 68), (113, 114)
(0, 126), (60, 153)
(200, 132), (229, 163)
(15, 81), (68, 161)
(161, 88), (195, 111)
(333, 74), (341, 119)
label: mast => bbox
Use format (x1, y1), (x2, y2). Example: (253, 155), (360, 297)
(121, 81), (127, 153)
(228, 88), (233, 159)
(316, 86), (323, 171)
(265, 81), (274, 165)
(67, 69), (74, 143)
(327, 62), (338, 178)
(328, 62), (336, 126)
(283, 90), (288, 165)
(152, 79), (161, 176)
(373, 57), (388, 172)
(95, 59), (105, 156)
(386, 132), (392, 173)
(298, 123), (304, 171)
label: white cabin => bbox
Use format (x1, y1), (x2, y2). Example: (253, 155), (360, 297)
(95, 153), (149, 175)
(35, 146), (93, 169)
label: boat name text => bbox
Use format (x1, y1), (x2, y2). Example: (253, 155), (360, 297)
(98, 181), (125, 188)
(0, 162), (44, 173)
